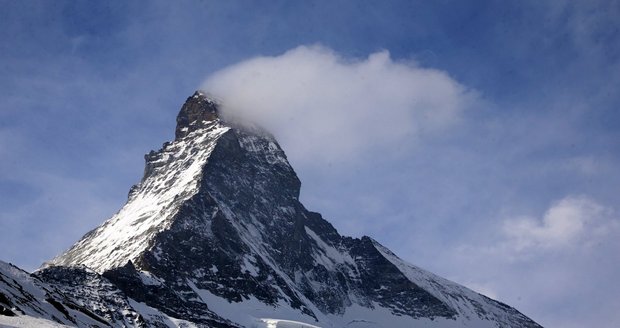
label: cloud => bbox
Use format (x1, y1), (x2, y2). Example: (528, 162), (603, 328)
(444, 195), (620, 327)
(201, 45), (477, 164)
(502, 195), (612, 251)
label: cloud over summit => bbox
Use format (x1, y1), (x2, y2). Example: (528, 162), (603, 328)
(201, 45), (477, 164)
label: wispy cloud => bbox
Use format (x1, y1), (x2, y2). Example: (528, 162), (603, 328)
(502, 195), (613, 251)
(446, 195), (620, 327)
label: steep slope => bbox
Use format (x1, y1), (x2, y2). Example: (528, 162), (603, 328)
(0, 261), (108, 327)
(46, 94), (230, 272)
(39, 91), (542, 328)
(1, 260), (234, 328)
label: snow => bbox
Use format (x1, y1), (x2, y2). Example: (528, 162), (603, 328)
(0, 261), (106, 327)
(260, 318), (321, 328)
(137, 270), (163, 286)
(372, 239), (518, 327)
(187, 280), (323, 328)
(241, 255), (260, 277)
(326, 303), (478, 328)
(305, 227), (356, 269)
(128, 299), (198, 328)
(29, 99), (537, 328)
(0, 315), (73, 328)
(185, 274), (488, 328)
(46, 122), (230, 273)
(237, 134), (289, 166)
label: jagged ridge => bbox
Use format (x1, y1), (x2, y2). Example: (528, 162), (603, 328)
(30, 91), (543, 328)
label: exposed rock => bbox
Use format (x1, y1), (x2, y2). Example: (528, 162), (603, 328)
(25, 91), (543, 328)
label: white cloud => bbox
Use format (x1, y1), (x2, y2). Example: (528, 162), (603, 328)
(201, 45), (477, 164)
(502, 195), (613, 251)
(442, 195), (620, 328)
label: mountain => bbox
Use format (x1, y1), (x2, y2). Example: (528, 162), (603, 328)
(0, 261), (110, 327)
(2, 91), (542, 327)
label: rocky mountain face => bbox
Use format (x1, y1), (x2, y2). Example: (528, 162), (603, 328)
(1, 92), (542, 328)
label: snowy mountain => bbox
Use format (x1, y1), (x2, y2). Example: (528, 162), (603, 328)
(2, 92), (542, 327)
(0, 261), (109, 327)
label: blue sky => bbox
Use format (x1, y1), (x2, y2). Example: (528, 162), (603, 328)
(1, 1), (619, 327)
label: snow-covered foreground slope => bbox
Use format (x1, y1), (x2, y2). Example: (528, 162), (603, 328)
(0, 315), (74, 328)
(0, 261), (106, 327)
(2, 92), (542, 327)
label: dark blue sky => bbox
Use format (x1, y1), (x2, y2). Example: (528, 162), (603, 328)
(1, 1), (619, 327)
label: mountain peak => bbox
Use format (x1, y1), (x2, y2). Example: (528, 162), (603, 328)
(35, 91), (542, 328)
(175, 90), (220, 139)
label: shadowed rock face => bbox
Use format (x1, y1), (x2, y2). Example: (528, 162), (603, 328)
(30, 92), (543, 328)
(175, 91), (219, 139)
